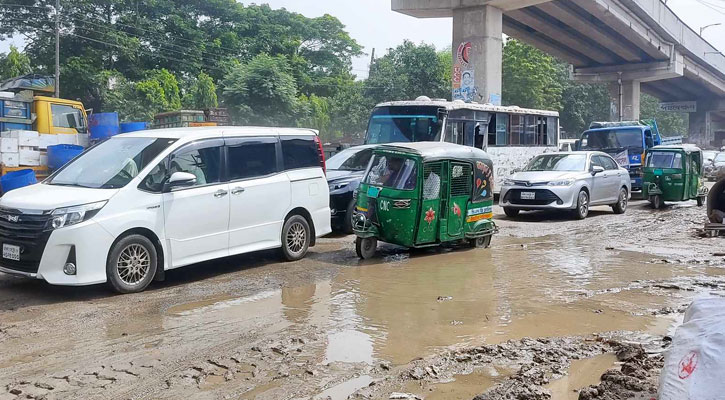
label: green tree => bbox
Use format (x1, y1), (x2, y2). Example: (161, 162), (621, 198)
(222, 54), (299, 125)
(366, 41), (450, 104)
(640, 93), (688, 136)
(502, 39), (562, 110)
(0, 45), (32, 80)
(184, 72), (219, 109)
(559, 83), (610, 138)
(297, 94), (332, 140)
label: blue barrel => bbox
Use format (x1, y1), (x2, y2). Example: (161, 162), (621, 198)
(47, 144), (84, 171)
(89, 112), (120, 141)
(1, 169), (37, 193)
(120, 122), (148, 133)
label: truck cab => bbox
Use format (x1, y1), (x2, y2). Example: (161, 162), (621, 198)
(577, 123), (664, 191)
(33, 96), (88, 134)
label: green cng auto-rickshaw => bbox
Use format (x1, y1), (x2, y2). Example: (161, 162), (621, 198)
(352, 142), (497, 259)
(642, 145), (709, 209)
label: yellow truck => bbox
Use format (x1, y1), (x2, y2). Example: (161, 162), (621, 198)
(32, 96), (88, 134)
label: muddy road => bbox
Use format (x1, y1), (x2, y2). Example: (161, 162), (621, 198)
(1, 198), (724, 400)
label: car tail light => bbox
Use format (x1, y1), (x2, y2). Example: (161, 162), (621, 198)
(314, 134), (326, 175)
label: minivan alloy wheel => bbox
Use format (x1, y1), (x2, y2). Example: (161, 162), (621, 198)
(286, 221), (307, 255)
(117, 244), (151, 285)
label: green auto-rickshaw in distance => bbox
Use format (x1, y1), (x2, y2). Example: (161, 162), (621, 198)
(642, 144), (709, 209)
(352, 142), (497, 259)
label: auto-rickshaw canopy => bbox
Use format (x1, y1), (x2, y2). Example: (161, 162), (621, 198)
(373, 142), (492, 165)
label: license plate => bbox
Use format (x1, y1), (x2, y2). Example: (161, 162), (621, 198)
(520, 191), (536, 200)
(3, 244), (20, 261)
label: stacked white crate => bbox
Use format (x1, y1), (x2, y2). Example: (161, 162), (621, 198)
(0, 131), (87, 169)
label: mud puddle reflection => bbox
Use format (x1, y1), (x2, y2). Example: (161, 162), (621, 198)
(168, 234), (697, 371)
(547, 353), (619, 399)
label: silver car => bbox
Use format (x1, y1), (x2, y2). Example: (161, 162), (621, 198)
(500, 151), (631, 220)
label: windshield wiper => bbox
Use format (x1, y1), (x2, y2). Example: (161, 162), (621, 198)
(49, 182), (97, 188)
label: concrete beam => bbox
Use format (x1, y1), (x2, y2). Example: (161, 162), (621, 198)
(618, 0), (725, 81)
(506, 8), (618, 65)
(570, 0), (670, 61)
(683, 56), (725, 98)
(571, 58), (684, 84)
(502, 18), (592, 66)
(535, 1), (643, 63)
(391, 0), (554, 18)
(641, 82), (679, 102)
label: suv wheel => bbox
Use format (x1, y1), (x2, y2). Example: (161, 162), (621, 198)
(107, 234), (158, 294)
(343, 200), (356, 234)
(281, 215), (311, 261)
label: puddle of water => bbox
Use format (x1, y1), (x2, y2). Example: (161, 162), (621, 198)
(164, 234), (697, 368)
(413, 367), (508, 400)
(314, 375), (373, 400)
(546, 353), (619, 400)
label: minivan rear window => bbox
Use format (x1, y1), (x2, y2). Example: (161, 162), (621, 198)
(228, 140), (278, 180)
(281, 136), (318, 170)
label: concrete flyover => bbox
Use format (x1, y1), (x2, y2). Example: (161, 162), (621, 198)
(392, 0), (725, 147)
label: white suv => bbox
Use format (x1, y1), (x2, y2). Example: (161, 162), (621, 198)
(0, 127), (331, 293)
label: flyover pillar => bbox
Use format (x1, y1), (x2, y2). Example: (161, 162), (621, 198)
(607, 80), (640, 121)
(452, 5), (503, 105)
(689, 109), (712, 148)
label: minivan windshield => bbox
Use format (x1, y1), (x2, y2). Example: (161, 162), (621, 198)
(526, 154), (587, 172)
(48, 137), (176, 189)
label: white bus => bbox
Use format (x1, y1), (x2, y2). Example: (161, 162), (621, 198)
(363, 97), (560, 193)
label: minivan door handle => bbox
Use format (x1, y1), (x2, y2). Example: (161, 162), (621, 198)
(231, 187), (245, 195)
(214, 190), (228, 198)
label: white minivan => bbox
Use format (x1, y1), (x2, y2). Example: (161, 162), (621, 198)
(0, 127), (331, 293)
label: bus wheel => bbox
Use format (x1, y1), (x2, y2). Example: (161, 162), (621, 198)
(650, 195), (663, 209)
(356, 237), (377, 259)
(470, 235), (492, 249)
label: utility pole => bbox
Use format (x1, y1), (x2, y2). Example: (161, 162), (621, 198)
(368, 48), (375, 78)
(55, 0), (60, 98)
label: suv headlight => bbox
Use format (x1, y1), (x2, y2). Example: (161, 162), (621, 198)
(49, 201), (107, 229)
(503, 178), (515, 186)
(329, 179), (358, 192)
(548, 179), (574, 187)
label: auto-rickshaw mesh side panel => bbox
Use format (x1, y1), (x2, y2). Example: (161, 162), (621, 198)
(423, 164), (442, 200)
(451, 163), (472, 197)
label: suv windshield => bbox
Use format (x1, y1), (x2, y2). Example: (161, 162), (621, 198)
(580, 129), (643, 152)
(365, 106), (442, 144)
(364, 154), (417, 190)
(715, 153), (725, 163)
(48, 137), (176, 189)
(327, 148), (372, 171)
(526, 154), (587, 171)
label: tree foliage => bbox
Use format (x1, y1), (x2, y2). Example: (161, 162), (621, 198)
(0, 45), (32, 80)
(222, 54), (299, 126)
(502, 39), (562, 111)
(640, 93), (688, 136)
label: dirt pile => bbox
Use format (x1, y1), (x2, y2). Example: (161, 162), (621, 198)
(578, 342), (663, 400)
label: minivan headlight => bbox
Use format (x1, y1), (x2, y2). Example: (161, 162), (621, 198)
(548, 179), (574, 187)
(49, 201), (107, 229)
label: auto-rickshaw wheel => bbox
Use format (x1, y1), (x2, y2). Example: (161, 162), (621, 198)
(356, 237), (377, 259)
(650, 195), (663, 209)
(697, 196), (705, 207)
(470, 235), (492, 249)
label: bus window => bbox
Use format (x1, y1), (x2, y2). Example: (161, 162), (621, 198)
(487, 114), (497, 147)
(524, 115), (537, 145)
(446, 121), (465, 145)
(510, 115), (523, 145)
(496, 113), (509, 146)
(547, 117), (558, 146)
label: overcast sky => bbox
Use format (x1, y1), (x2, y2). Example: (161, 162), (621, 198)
(1, 0), (723, 80)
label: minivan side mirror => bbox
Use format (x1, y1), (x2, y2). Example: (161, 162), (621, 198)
(164, 171), (197, 192)
(591, 166), (605, 176)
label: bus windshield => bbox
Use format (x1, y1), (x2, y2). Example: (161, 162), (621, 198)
(365, 106), (442, 144)
(580, 129), (643, 152)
